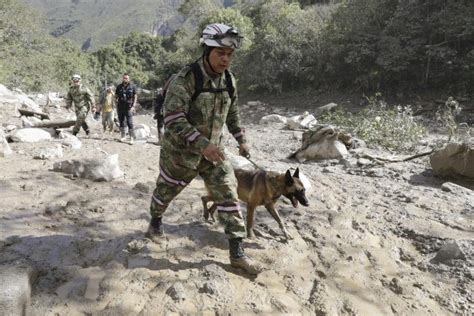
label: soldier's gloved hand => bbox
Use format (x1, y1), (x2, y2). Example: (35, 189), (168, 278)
(239, 143), (251, 158)
(202, 143), (225, 164)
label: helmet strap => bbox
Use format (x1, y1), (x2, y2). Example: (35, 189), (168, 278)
(202, 46), (220, 76)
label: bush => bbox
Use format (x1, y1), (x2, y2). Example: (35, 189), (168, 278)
(319, 94), (426, 152)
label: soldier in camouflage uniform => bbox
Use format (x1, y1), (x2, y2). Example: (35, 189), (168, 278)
(146, 23), (263, 275)
(66, 74), (96, 136)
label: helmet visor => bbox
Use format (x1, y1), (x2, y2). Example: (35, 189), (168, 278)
(213, 35), (242, 49)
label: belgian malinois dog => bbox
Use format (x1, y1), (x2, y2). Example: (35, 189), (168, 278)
(202, 168), (309, 240)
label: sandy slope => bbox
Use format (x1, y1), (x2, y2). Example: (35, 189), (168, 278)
(1, 106), (473, 315)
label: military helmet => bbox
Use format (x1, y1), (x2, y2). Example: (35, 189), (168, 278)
(199, 23), (243, 49)
(71, 74), (81, 81)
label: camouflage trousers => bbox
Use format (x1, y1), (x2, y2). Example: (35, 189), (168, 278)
(150, 151), (246, 240)
(73, 106), (90, 134)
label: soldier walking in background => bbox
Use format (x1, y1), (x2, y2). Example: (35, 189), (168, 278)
(115, 73), (137, 143)
(97, 86), (116, 135)
(65, 74), (95, 137)
(146, 23), (263, 275)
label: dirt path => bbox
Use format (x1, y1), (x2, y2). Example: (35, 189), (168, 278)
(1, 107), (473, 315)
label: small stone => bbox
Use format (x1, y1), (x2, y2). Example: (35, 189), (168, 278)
(166, 282), (186, 301)
(133, 182), (150, 193)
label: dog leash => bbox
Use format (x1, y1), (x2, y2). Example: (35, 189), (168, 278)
(244, 155), (265, 171)
(237, 146), (265, 170)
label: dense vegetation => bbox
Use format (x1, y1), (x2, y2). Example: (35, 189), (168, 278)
(1, 0), (473, 96)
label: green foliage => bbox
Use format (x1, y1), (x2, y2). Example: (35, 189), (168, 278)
(319, 94), (426, 152)
(3, 0), (474, 96)
(0, 0), (94, 92)
(435, 97), (463, 141)
(319, 0), (474, 92)
(239, 0), (328, 92)
(95, 32), (168, 89)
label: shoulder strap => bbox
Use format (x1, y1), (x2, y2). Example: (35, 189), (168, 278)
(190, 62), (203, 102)
(189, 62), (235, 102)
(224, 69), (235, 101)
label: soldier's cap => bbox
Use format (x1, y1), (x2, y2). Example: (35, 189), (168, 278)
(72, 74), (81, 81)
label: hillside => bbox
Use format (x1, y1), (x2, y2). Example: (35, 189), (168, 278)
(20, 0), (199, 51)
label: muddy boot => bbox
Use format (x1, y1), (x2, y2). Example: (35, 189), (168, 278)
(145, 217), (165, 242)
(229, 238), (263, 275)
(120, 128), (127, 142)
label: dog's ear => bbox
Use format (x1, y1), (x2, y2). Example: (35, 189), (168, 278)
(285, 170), (294, 186)
(293, 168), (300, 178)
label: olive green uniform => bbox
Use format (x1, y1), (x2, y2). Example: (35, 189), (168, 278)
(150, 59), (247, 239)
(66, 84), (95, 135)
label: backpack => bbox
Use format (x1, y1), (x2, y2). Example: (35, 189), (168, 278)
(189, 62), (235, 103)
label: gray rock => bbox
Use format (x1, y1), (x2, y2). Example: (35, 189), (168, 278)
(52, 154), (124, 181)
(259, 114), (288, 125)
(287, 112), (318, 130)
(314, 102), (338, 116)
(431, 241), (466, 265)
(430, 143), (474, 178)
(166, 282), (186, 301)
(34, 144), (63, 160)
(10, 128), (52, 143)
(199, 281), (218, 295)
(291, 125), (348, 162)
(440, 182), (472, 195)
(60, 133), (82, 150)
(134, 124), (150, 140)
(133, 182), (150, 193)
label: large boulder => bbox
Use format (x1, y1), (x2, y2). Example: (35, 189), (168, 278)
(289, 125), (349, 162)
(10, 128), (52, 143)
(52, 154), (124, 181)
(0, 84), (41, 113)
(430, 142), (474, 178)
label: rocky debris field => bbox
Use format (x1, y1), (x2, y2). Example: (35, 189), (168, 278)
(0, 87), (473, 315)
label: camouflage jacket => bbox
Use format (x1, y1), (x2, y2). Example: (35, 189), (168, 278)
(66, 84), (95, 111)
(161, 58), (246, 169)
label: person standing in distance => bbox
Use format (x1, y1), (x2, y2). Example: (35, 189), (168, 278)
(115, 73), (137, 143)
(65, 74), (95, 137)
(146, 23), (263, 275)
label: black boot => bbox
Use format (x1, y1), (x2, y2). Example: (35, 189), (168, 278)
(229, 238), (263, 275)
(146, 217), (165, 242)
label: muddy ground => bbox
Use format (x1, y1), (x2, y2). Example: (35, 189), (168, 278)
(0, 97), (473, 315)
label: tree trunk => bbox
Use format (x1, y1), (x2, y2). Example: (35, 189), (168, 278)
(30, 120), (76, 128)
(17, 109), (50, 120)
